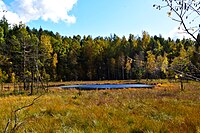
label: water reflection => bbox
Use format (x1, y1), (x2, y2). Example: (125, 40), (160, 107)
(60, 84), (154, 90)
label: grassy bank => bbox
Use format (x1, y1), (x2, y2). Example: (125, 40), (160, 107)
(0, 81), (200, 132)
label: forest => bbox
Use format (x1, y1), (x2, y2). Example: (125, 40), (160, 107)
(1, 0), (200, 132)
(0, 17), (199, 84)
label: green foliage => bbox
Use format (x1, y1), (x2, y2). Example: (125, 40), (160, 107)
(170, 46), (191, 74)
(0, 68), (8, 83)
(146, 51), (156, 77)
(157, 53), (169, 78)
(0, 17), (199, 82)
(0, 27), (4, 42)
(134, 52), (146, 80)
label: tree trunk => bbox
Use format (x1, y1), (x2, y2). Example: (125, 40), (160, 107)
(30, 72), (34, 95)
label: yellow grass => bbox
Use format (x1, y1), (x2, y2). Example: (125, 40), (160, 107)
(0, 81), (200, 132)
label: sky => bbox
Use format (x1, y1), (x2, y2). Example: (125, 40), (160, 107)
(0, 0), (192, 39)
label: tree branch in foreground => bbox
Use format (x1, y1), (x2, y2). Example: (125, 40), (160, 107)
(4, 94), (43, 133)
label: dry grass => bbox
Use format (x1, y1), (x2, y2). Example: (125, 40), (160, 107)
(0, 81), (200, 132)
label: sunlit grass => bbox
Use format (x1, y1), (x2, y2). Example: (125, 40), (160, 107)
(0, 81), (200, 132)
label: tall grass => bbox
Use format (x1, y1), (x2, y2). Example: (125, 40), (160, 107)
(0, 81), (200, 132)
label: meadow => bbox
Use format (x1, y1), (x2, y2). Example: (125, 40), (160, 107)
(0, 80), (200, 133)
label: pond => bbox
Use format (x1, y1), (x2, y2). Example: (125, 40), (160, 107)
(60, 84), (154, 90)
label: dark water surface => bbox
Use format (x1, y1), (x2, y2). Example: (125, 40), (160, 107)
(60, 84), (154, 90)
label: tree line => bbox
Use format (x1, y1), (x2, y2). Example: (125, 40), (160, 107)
(0, 17), (199, 85)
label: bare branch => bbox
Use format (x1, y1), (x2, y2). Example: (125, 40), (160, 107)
(4, 94), (43, 132)
(4, 119), (10, 133)
(154, 0), (200, 42)
(169, 67), (200, 81)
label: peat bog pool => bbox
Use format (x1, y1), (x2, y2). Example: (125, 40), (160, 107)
(60, 84), (155, 90)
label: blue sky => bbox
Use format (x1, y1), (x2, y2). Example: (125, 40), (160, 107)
(0, 0), (183, 38)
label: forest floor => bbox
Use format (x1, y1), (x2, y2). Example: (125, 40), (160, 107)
(0, 80), (200, 132)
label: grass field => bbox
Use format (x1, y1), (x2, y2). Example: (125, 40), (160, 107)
(0, 80), (200, 132)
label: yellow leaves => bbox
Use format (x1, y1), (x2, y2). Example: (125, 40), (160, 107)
(0, 27), (4, 38)
(25, 70), (32, 76)
(157, 54), (168, 74)
(0, 69), (2, 79)
(11, 72), (15, 83)
(40, 35), (53, 57)
(0, 68), (8, 82)
(179, 46), (187, 58)
(167, 11), (172, 17)
(52, 53), (58, 69)
(125, 58), (132, 71)
(142, 31), (150, 49)
(146, 51), (156, 72)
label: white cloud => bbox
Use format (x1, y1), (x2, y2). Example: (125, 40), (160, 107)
(0, 0), (77, 25)
(167, 25), (196, 40)
(0, 0), (22, 24)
